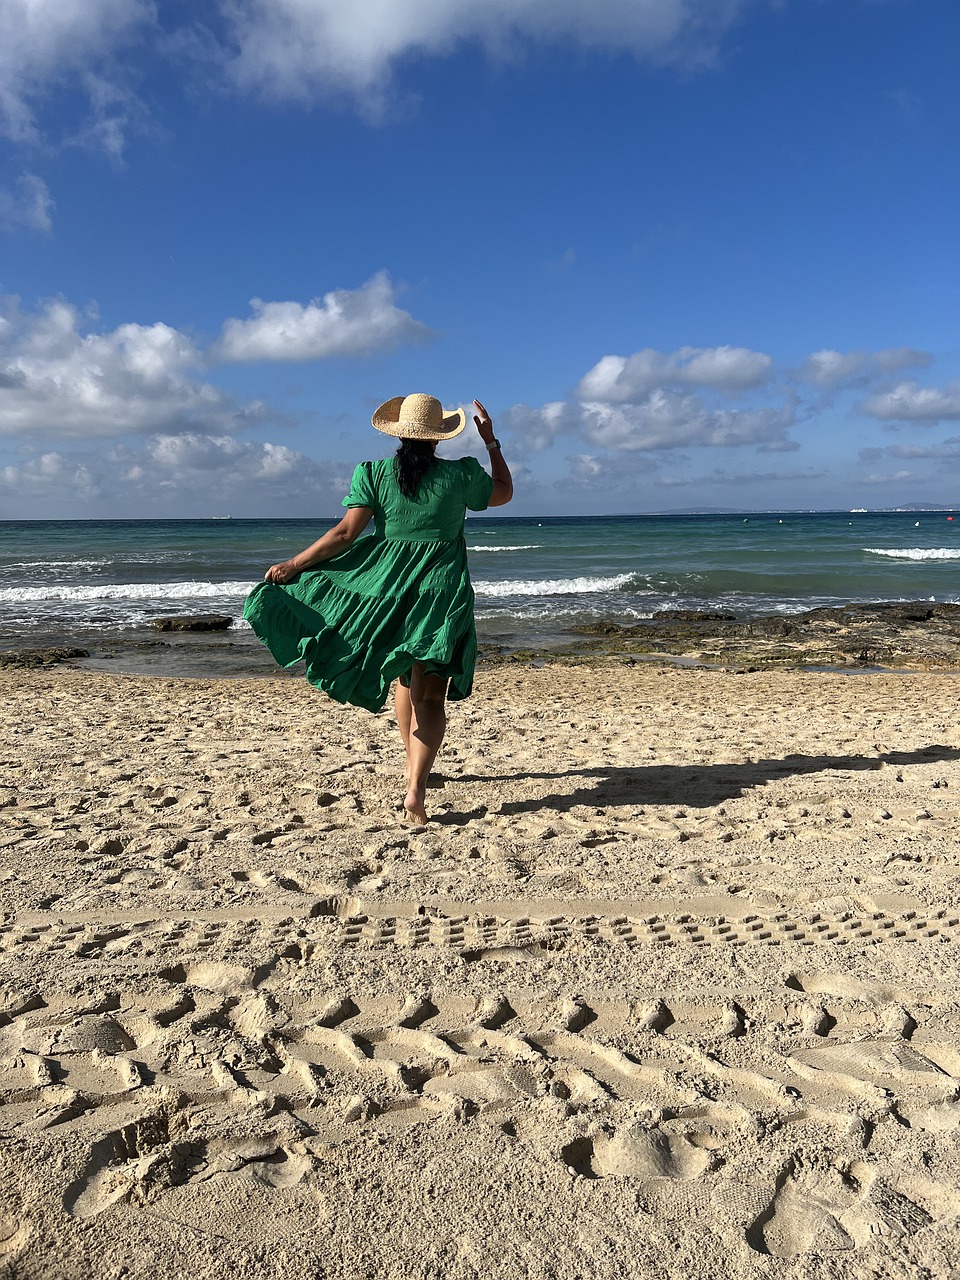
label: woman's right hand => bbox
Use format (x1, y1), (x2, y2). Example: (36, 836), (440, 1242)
(473, 399), (494, 444)
(264, 560), (299, 584)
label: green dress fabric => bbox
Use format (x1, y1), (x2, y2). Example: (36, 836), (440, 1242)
(243, 456), (495, 712)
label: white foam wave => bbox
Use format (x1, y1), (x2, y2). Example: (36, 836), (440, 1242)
(478, 605), (656, 621)
(864, 547), (960, 561)
(469, 544), (544, 552)
(0, 580), (255, 603)
(3, 559), (112, 569)
(3, 551), (204, 571)
(473, 573), (634, 597)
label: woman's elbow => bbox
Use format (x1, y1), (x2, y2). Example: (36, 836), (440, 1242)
(488, 482), (513, 508)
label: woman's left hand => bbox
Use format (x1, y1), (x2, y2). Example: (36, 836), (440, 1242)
(473, 399), (494, 444)
(264, 560), (299, 583)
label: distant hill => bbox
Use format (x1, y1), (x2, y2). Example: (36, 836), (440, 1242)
(890, 503), (960, 511)
(647, 504), (960, 515)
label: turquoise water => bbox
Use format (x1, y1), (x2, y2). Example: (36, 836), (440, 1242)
(2, 512), (959, 672)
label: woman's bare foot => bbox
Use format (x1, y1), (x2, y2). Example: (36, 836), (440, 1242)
(403, 786), (428, 824)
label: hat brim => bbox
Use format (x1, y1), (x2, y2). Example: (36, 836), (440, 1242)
(372, 397), (467, 441)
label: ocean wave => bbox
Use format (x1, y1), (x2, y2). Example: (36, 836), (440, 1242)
(0, 580), (255, 603)
(2, 551), (207, 571)
(478, 605), (657, 621)
(864, 547), (960, 561)
(473, 573), (635, 597)
(3, 559), (113, 569)
(469, 544), (544, 552)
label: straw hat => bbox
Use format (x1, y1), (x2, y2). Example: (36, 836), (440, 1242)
(372, 393), (466, 441)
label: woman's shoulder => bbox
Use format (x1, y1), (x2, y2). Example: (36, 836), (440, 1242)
(431, 456), (482, 485)
(355, 458), (393, 481)
(441, 455), (484, 473)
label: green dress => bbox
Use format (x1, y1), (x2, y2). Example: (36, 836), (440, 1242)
(243, 456), (495, 712)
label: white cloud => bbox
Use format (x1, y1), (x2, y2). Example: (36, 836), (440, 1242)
(568, 453), (606, 479)
(214, 272), (432, 362)
(502, 343), (796, 456)
(0, 0), (750, 152)
(797, 347), (931, 391)
(0, 174), (53, 233)
(557, 451), (660, 490)
(512, 339), (957, 461)
(0, 296), (270, 440)
(220, 0), (747, 105)
(0, 433), (354, 516)
(860, 438), (960, 462)
(575, 345), (772, 400)
(143, 432), (347, 491)
(655, 466), (827, 488)
(0, 281), (432, 440)
(862, 469), (916, 485)
(0, 450), (99, 502)
(578, 394), (795, 451)
(545, 247), (577, 273)
(859, 380), (960, 424)
(0, 0), (153, 146)
(557, 451), (824, 492)
(65, 73), (157, 162)
(501, 400), (581, 455)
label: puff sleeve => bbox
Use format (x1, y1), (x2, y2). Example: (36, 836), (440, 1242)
(461, 456), (495, 512)
(342, 461), (377, 509)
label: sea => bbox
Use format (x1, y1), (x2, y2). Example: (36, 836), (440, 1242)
(2, 512), (960, 677)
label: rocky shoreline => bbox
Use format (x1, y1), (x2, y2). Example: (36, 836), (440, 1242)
(480, 601), (960, 671)
(5, 601), (960, 675)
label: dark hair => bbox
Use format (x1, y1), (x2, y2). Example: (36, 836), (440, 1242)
(394, 438), (438, 499)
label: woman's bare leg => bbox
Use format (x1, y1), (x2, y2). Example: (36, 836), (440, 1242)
(394, 677), (413, 781)
(404, 663), (448, 824)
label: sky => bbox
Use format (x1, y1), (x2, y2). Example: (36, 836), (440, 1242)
(0, 0), (958, 519)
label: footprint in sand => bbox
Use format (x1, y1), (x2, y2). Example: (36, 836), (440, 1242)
(0, 1215), (31, 1261)
(747, 1155), (864, 1256)
(591, 1122), (718, 1180)
(748, 1155), (951, 1257)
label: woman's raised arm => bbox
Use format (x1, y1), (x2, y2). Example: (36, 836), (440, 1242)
(473, 399), (513, 507)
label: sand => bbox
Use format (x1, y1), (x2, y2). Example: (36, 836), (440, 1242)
(2, 662), (960, 1278)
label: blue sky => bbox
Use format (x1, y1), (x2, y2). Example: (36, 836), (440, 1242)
(0, 0), (958, 517)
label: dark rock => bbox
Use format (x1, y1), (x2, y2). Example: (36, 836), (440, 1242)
(882, 603), (934, 622)
(0, 647), (89, 669)
(152, 614), (233, 632)
(485, 598), (960, 671)
(837, 601), (934, 623)
(654, 610), (737, 622)
(573, 621), (636, 637)
(743, 617), (798, 638)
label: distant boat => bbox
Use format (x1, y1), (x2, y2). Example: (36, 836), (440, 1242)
(210, 515), (232, 520)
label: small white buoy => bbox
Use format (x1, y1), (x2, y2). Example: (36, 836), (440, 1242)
(915, 521), (920, 527)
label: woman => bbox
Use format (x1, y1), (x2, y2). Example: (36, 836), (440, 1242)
(244, 394), (513, 824)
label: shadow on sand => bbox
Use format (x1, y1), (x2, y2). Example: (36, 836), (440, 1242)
(436, 745), (960, 821)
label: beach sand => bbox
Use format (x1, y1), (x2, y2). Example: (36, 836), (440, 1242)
(2, 662), (960, 1278)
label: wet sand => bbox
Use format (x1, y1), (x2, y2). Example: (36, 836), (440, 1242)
(2, 663), (960, 1277)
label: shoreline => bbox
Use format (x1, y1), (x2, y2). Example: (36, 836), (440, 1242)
(5, 598), (960, 678)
